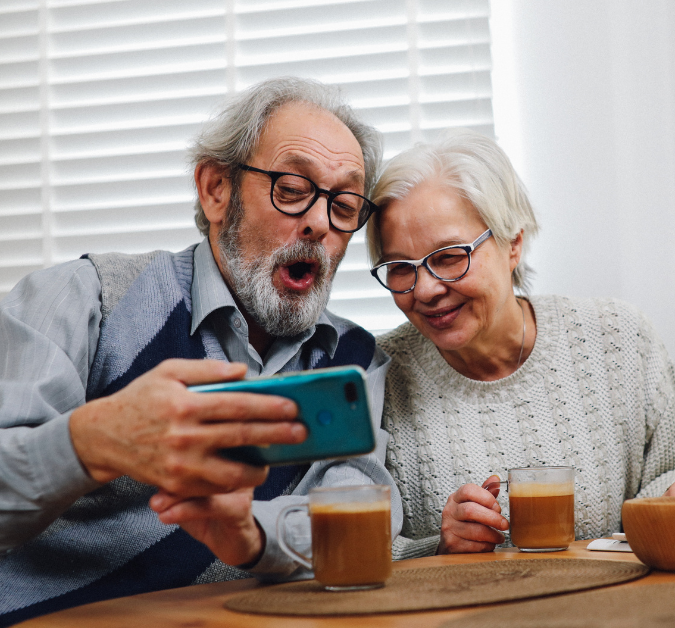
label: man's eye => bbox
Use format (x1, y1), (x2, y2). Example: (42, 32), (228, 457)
(275, 185), (310, 204)
(332, 199), (359, 216)
(278, 185), (305, 196)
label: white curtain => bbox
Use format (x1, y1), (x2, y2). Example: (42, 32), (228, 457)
(1, 0), (494, 333)
(490, 0), (675, 356)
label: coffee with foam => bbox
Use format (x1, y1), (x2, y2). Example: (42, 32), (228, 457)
(509, 481), (574, 550)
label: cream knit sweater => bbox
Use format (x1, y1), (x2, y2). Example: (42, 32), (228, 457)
(379, 295), (675, 560)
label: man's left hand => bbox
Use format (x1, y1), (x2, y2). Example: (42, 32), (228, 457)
(149, 489), (264, 567)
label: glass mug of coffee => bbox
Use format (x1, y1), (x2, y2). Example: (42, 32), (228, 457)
(277, 485), (392, 591)
(486, 466), (575, 552)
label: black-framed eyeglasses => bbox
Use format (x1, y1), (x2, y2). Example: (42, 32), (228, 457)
(370, 229), (493, 294)
(238, 164), (378, 233)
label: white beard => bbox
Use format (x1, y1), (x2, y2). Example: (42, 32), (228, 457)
(217, 199), (344, 337)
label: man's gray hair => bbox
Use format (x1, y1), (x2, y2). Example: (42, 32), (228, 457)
(366, 131), (540, 292)
(189, 76), (383, 236)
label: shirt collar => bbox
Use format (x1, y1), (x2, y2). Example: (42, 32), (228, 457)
(190, 238), (238, 335)
(189, 238), (339, 358)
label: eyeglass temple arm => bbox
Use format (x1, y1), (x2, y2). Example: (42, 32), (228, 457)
(470, 229), (492, 250)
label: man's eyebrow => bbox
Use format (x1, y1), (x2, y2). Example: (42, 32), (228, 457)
(276, 154), (365, 187)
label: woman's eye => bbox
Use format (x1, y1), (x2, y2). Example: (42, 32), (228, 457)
(432, 252), (465, 268)
(388, 263), (414, 276)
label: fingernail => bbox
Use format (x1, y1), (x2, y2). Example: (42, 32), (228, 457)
(283, 400), (297, 417)
(291, 423), (306, 440)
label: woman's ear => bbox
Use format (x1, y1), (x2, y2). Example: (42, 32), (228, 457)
(509, 230), (524, 273)
(194, 162), (231, 226)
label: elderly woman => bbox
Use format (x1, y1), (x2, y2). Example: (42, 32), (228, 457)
(367, 132), (675, 559)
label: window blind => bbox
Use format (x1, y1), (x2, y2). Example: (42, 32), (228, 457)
(0, 0), (494, 333)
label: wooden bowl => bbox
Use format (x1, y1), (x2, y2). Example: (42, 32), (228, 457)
(622, 497), (675, 570)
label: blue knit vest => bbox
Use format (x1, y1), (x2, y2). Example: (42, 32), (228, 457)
(0, 246), (375, 627)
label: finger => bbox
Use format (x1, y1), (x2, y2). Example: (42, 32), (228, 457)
(157, 359), (248, 385)
(167, 421), (307, 453)
(482, 475), (501, 497)
(441, 537), (498, 554)
(453, 483), (500, 510)
(149, 490), (183, 513)
(186, 391), (298, 423)
(450, 520), (507, 545)
(158, 458), (269, 497)
(155, 497), (212, 524)
(157, 490), (254, 525)
(453, 500), (509, 530)
(206, 420), (307, 448)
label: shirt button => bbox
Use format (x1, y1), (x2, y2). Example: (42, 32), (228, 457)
(233, 318), (242, 329)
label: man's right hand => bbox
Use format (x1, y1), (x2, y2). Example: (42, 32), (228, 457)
(69, 359), (306, 496)
(436, 475), (510, 554)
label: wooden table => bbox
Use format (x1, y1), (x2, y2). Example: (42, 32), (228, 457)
(16, 540), (674, 627)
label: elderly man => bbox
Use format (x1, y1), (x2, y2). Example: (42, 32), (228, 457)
(0, 77), (401, 625)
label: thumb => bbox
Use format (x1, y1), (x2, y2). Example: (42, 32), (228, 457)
(482, 475), (502, 497)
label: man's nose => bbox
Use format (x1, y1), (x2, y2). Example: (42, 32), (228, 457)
(298, 195), (331, 239)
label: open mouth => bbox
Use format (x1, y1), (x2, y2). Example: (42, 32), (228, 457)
(278, 259), (320, 291)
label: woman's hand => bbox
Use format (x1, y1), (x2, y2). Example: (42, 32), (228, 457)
(437, 475), (510, 554)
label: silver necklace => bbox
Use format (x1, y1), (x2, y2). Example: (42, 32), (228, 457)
(516, 297), (526, 368)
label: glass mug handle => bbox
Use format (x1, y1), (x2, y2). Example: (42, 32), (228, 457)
(484, 480), (508, 495)
(277, 504), (312, 570)
(484, 479), (510, 534)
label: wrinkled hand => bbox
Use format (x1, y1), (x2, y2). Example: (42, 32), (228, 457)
(150, 489), (264, 567)
(70, 359), (306, 496)
(437, 475), (509, 554)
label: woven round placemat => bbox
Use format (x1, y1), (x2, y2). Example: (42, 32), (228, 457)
(225, 559), (649, 616)
(440, 581), (675, 628)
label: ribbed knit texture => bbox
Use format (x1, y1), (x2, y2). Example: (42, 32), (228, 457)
(0, 246), (376, 627)
(381, 295), (675, 561)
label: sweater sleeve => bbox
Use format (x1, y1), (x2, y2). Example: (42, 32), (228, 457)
(246, 345), (404, 582)
(392, 534), (440, 560)
(633, 313), (675, 498)
(0, 261), (102, 552)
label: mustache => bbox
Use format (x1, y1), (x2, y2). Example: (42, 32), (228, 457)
(272, 239), (330, 274)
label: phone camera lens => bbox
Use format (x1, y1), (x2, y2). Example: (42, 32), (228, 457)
(344, 382), (358, 403)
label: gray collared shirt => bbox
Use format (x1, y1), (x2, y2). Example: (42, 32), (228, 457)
(0, 239), (400, 580)
(190, 239), (341, 378)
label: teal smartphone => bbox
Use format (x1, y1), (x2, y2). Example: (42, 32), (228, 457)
(188, 365), (375, 466)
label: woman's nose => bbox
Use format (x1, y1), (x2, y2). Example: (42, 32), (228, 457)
(413, 266), (448, 301)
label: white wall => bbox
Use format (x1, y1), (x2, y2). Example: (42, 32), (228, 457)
(490, 0), (675, 357)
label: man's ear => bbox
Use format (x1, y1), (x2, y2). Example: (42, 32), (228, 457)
(509, 230), (524, 273)
(194, 162), (231, 227)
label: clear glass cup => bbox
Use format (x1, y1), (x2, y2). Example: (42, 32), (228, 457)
(277, 485), (392, 591)
(487, 466), (575, 552)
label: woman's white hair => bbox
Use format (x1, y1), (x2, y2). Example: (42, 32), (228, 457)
(189, 76), (382, 236)
(366, 130), (540, 292)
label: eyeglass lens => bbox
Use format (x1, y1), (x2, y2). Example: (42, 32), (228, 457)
(272, 174), (370, 232)
(376, 248), (470, 292)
